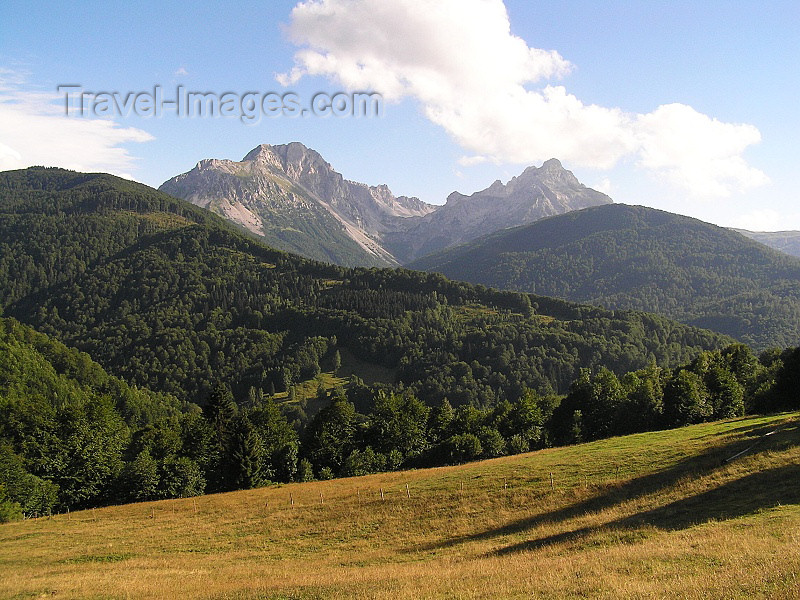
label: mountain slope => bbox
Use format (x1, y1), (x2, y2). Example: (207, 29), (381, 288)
(411, 203), (800, 350)
(0, 168), (730, 406)
(734, 228), (800, 258)
(0, 316), (184, 513)
(159, 143), (434, 267)
(384, 158), (613, 263)
(160, 145), (611, 266)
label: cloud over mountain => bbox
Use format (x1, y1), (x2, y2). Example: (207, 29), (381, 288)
(279, 0), (766, 198)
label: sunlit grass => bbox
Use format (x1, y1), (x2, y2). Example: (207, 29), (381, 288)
(274, 350), (398, 416)
(2, 412), (798, 599)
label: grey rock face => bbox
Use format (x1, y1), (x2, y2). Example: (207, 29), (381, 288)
(383, 158), (612, 263)
(733, 229), (800, 259)
(160, 143), (610, 266)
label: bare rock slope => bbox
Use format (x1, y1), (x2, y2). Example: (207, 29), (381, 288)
(161, 144), (610, 266)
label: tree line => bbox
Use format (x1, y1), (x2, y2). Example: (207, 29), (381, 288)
(2, 311), (798, 520)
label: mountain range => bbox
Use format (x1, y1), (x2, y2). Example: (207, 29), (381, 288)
(159, 143), (612, 266)
(410, 203), (800, 350)
(0, 164), (795, 517)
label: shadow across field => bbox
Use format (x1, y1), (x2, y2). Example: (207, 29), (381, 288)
(415, 417), (799, 555)
(495, 461), (800, 555)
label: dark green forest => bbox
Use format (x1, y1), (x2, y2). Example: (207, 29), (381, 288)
(2, 313), (797, 520)
(411, 203), (800, 350)
(0, 169), (729, 407)
(2, 168), (798, 519)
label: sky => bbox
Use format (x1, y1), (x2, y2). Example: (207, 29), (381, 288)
(1, 0), (798, 231)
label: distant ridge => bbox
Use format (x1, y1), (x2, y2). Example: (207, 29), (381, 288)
(382, 157), (612, 263)
(160, 143), (611, 266)
(411, 203), (800, 350)
(733, 228), (800, 259)
(160, 142), (433, 267)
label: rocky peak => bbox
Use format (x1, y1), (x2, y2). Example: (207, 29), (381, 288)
(503, 159), (580, 193)
(386, 159), (613, 263)
(243, 142), (333, 181)
(541, 158), (564, 171)
(445, 159), (590, 206)
(161, 144), (607, 268)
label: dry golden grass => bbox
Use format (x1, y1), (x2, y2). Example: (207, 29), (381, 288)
(2, 412), (799, 599)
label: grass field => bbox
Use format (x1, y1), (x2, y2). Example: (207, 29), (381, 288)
(2, 412), (798, 599)
(273, 351), (397, 421)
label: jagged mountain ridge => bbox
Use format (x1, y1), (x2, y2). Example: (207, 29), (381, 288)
(160, 143), (434, 267)
(383, 158), (613, 263)
(160, 143), (612, 266)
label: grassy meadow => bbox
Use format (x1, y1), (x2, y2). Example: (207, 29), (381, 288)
(1, 412), (798, 599)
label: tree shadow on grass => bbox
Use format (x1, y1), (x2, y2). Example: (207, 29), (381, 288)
(495, 461), (800, 554)
(415, 417), (798, 554)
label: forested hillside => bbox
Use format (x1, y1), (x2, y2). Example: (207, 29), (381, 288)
(0, 316), (187, 516)
(2, 169), (799, 516)
(411, 204), (800, 350)
(2, 311), (798, 519)
(0, 169), (729, 407)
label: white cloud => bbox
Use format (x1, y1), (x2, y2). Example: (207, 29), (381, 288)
(174, 66), (189, 77)
(0, 141), (22, 171)
(729, 209), (785, 232)
(280, 0), (766, 199)
(0, 71), (153, 176)
(635, 104), (768, 197)
(592, 177), (613, 196)
(278, 0), (572, 98)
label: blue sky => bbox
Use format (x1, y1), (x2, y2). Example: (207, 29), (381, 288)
(1, 0), (798, 230)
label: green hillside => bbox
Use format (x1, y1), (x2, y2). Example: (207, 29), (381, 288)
(0, 316), (186, 516)
(411, 203), (800, 350)
(0, 169), (730, 407)
(1, 411), (797, 599)
(2, 168), (800, 522)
